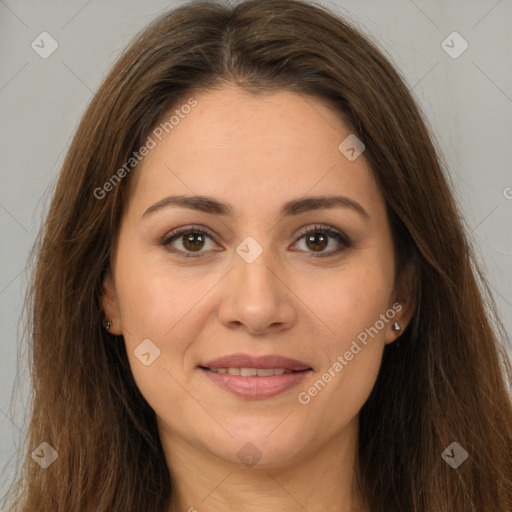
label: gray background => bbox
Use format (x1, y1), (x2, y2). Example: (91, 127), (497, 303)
(1, 0), (511, 500)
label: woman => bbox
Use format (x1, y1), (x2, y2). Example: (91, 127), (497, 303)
(3, 0), (511, 510)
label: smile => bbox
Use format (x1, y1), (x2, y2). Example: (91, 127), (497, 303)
(199, 366), (312, 399)
(207, 367), (297, 376)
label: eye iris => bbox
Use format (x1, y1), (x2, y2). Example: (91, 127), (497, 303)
(183, 232), (205, 251)
(306, 232), (328, 252)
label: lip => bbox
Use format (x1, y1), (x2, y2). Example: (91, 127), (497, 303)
(200, 353), (312, 371)
(200, 367), (312, 399)
(198, 353), (313, 400)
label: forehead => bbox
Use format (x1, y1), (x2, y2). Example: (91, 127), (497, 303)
(125, 85), (382, 217)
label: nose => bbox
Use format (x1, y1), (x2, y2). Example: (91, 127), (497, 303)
(217, 245), (296, 336)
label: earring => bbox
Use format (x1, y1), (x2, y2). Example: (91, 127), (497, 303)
(392, 321), (401, 334)
(105, 318), (112, 332)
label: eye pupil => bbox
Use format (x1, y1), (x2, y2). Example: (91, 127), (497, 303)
(183, 233), (205, 251)
(306, 233), (328, 251)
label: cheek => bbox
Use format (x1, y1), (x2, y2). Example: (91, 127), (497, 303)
(113, 247), (214, 414)
(292, 253), (393, 413)
(298, 252), (394, 344)
(114, 244), (216, 343)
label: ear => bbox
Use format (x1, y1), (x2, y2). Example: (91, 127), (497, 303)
(100, 269), (123, 335)
(384, 262), (416, 344)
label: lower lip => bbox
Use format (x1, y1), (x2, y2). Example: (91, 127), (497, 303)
(199, 368), (312, 399)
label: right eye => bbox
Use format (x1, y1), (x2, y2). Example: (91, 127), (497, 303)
(160, 225), (220, 258)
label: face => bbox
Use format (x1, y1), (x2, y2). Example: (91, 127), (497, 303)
(102, 84), (413, 470)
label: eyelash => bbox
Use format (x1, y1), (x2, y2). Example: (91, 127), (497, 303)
(160, 224), (352, 259)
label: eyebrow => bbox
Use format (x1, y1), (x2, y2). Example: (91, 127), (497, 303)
(142, 194), (369, 220)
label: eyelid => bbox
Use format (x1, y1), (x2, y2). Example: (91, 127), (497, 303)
(294, 223), (351, 245)
(160, 224), (215, 245)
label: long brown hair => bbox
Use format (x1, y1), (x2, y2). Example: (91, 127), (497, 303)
(2, 0), (511, 510)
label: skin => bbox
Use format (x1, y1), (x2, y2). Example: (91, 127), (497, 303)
(102, 84), (414, 512)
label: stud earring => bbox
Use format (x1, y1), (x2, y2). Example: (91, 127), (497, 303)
(392, 321), (401, 334)
(105, 318), (112, 332)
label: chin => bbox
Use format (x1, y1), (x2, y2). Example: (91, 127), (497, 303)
(206, 427), (309, 469)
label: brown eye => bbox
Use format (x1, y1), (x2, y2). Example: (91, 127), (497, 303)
(160, 224), (351, 259)
(305, 232), (329, 252)
(181, 232), (206, 252)
(161, 226), (217, 258)
(293, 224), (351, 258)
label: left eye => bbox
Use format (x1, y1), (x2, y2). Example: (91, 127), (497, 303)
(160, 224), (351, 258)
(293, 224), (352, 257)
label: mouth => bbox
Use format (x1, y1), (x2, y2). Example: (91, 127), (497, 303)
(199, 366), (311, 376)
(197, 358), (313, 399)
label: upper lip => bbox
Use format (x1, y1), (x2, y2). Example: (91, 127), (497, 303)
(199, 353), (312, 371)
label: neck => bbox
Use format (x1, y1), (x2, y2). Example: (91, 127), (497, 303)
(161, 416), (367, 512)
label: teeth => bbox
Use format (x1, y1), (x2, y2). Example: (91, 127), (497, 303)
(254, 368), (275, 377)
(209, 367), (294, 376)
